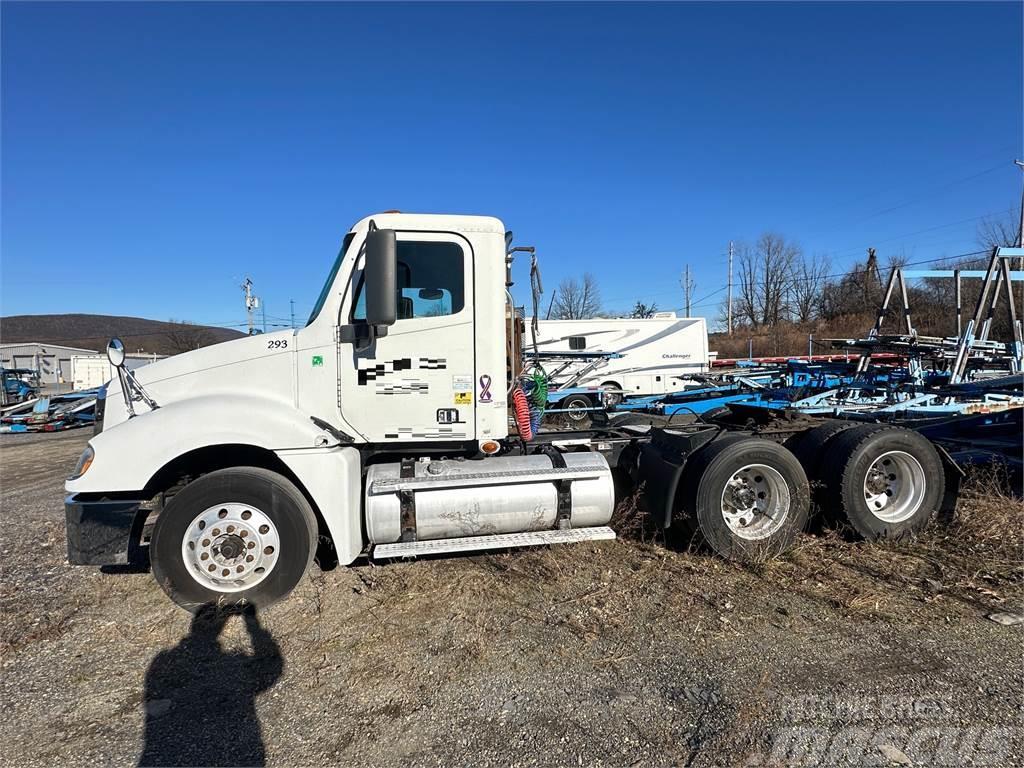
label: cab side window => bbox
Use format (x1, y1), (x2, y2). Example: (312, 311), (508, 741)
(353, 240), (465, 320)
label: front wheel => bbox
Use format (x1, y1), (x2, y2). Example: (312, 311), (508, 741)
(676, 435), (810, 560)
(150, 467), (318, 612)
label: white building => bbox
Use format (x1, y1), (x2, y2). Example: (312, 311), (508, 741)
(0, 342), (99, 386)
(70, 353), (164, 390)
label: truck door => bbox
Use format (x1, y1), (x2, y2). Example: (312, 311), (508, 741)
(338, 231), (475, 443)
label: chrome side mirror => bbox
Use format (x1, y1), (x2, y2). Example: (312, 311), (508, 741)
(107, 337), (126, 368)
(107, 336), (158, 417)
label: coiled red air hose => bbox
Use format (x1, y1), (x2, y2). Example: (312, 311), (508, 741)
(512, 386), (533, 441)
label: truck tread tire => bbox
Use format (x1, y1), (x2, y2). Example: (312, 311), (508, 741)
(785, 419), (858, 480)
(676, 434), (810, 560)
(819, 424), (943, 540)
(785, 419), (860, 527)
(150, 467), (318, 612)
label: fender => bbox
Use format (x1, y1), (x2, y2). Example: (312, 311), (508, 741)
(68, 393), (365, 565)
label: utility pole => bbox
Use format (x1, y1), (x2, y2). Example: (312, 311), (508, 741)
(241, 277), (259, 336)
(727, 240), (734, 335)
(261, 303), (267, 334)
(290, 299), (296, 329)
(681, 265), (695, 317)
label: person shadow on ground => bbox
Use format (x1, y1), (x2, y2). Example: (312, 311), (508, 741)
(138, 603), (283, 767)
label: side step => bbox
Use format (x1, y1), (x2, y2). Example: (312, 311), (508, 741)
(372, 526), (616, 559)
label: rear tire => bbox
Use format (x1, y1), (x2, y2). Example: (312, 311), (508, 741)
(819, 425), (943, 540)
(676, 435), (810, 560)
(785, 420), (858, 480)
(786, 419), (860, 525)
(150, 467), (318, 612)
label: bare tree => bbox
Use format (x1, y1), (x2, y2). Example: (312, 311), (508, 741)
(791, 253), (830, 324)
(164, 320), (214, 354)
(551, 274), (602, 319)
(977, 209), (1021, 251)
(736, 233), (800, 326)
(631, 301), (658, 319)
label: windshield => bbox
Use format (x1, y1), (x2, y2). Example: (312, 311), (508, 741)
(306, 233), (355, 326)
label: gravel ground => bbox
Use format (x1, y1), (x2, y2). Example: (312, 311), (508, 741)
(1, 430), (1021, 767)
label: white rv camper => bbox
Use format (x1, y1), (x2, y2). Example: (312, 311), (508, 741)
(533, 313), (709, 401)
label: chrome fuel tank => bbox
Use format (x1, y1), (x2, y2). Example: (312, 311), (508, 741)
(365, 452), (615, 544)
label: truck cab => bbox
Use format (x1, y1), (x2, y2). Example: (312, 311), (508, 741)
(65, 213), (625, 609)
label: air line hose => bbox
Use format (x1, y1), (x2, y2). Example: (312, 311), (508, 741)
(528, 368), (548, 436)
(512, 385), (533, 441)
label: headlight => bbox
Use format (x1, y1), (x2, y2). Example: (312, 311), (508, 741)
(69, 446), (95, 480)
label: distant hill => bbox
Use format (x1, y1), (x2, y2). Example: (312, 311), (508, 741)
(0, 314), (246, 356)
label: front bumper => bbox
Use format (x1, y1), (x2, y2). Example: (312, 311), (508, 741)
(65, 494), (147, 565)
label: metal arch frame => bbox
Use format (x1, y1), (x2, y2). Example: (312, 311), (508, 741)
(857, 247), (1024, 383)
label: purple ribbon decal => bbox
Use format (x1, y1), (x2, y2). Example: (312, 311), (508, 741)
(479, 374), (492, 402)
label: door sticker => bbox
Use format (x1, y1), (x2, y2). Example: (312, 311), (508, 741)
(479, 374), (493, 402)
(452, 375), (472, 392)
(436, 408), (464, 424)
(454, 392), (472, 405)
(312, 355), (324, 367)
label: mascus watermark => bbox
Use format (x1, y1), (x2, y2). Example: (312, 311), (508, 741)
(751, 725), (1015, 767)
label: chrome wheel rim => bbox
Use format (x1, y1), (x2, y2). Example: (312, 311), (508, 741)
(566, 399), (589, 421)
(181, 503), (279, 592)
(720, 463), (791, 541)
(862, 450), (926, 523)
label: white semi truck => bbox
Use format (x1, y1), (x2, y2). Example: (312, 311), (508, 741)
(65, 213), (953, 611)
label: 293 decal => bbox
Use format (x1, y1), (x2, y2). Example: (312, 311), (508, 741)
(267, 339), (289, 349)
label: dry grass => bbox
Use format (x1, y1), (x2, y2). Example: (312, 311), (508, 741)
(745, 472), (1023, 621)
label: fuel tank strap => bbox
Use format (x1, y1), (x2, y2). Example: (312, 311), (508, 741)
(538, 447), (573, 530)
(399, 458), (417, 542)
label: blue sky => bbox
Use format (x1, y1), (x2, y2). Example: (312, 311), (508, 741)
(2, 1), (1021, 329)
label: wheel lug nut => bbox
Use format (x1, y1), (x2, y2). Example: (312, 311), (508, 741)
(259, 524), (270, 534)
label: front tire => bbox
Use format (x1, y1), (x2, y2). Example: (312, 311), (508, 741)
(676, 435), (810, 560)
(150, 467), (318, 612)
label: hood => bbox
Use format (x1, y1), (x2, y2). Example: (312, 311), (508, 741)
(103, 329), (297, 431)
